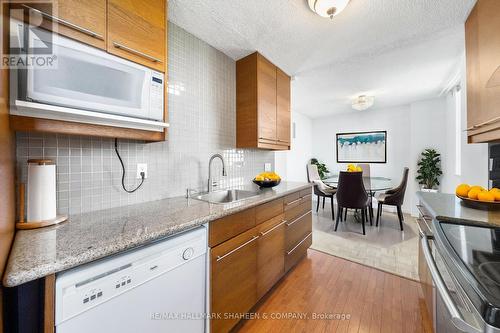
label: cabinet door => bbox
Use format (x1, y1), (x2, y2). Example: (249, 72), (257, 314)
(257, 55), (277, 142)
(276, 68), (291, 147)
(18, 0), (106, 49)
(107, 0), (166, 72)
(211, 227), (258, 333)
(257, 214), (285, 299)
(466, 0), (500, 142)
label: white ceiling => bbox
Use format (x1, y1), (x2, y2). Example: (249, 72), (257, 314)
(169, 0), (477, 118)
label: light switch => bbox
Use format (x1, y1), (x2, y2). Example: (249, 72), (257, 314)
(264, 163), (272, 172)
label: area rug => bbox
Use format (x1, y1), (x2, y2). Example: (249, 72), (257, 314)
(310, 208), (420, 281)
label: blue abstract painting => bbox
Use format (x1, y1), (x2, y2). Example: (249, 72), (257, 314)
(336, 131), (387, 163)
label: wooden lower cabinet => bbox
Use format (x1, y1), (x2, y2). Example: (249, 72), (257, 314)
(209, 188), (312, 333)
(257, 214), (286, 299)
(210, 227), (259, 333)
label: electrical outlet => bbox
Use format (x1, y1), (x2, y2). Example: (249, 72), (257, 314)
(264, 163), (272, 172)
(137, 163), (148, 179)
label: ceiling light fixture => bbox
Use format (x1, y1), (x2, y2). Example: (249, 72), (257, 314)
(307, 0), (350, 19)
(352, 95), (375, 111)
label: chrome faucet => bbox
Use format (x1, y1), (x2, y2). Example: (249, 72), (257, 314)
(208, 154), (227, 192)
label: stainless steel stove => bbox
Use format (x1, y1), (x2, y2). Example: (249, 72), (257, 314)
(428, 220), (500, 332)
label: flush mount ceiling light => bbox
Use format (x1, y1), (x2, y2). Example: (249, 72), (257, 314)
(352, 95), (375, 111)
(307, 0), (350, 19)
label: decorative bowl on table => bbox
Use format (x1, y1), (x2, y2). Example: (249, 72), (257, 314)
(456, 195), (500, 210)
(253, 179), (281, 188)
(253, 172), (281, 188)
(455, 184), (500, 210)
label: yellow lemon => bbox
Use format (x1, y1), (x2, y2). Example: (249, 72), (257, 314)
(478, 191), (495, 202)
(489, 187), (500, 193)
(494, 192), (500, 201)
(356, 166), (363, 172)
(468, 188), (482, 200)
(255, 175), (264, 181)
(455, 184), (471, 197)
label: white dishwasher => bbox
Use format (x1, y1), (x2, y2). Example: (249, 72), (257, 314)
(55, 226), (207, 333)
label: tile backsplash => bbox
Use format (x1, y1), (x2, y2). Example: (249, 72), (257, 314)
(16, 23), (274, 215)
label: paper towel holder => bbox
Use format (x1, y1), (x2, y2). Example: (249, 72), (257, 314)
(16, 159), (68, 230)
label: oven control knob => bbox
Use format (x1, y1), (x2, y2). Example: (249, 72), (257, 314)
(182, 247), (194, 260)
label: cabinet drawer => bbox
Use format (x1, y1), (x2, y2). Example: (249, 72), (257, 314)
(256, 198), (284, 225)
(300, 188), (312, 198)
(285, 232), (312, 272)
(285, 211), (312, 252)
(257, 214), (285, 299)
(209, 208), (256, 247)
(211, 227), (258, 333)
(284, 190), (312, 212)
(285, 200), (311, 223)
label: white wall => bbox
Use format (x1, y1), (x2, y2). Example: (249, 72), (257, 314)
(311, 100), (449, 214)
(275, 111), (313, 182)
(441, 57), (488, 193)
(408, 98), (447, 215)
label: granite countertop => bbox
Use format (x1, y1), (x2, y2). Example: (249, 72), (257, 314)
(3, 182), (311, 287)
(417, 191), (500, 227)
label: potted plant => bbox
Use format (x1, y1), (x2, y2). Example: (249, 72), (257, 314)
(310, 158), (329, 180)
(416, 148), (443, 192)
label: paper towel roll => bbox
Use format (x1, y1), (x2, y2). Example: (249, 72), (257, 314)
(27, 159), (57, 222)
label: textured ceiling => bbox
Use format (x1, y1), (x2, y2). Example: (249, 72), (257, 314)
(169, 0), (477, 117)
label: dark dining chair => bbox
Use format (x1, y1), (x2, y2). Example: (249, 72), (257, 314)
(307, 164), (336, 220)
(375, 167), (409, 231)
(334, 171), (372, 235)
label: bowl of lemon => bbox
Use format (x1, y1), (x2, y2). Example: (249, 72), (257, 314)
(455, 184), (500, 210)
(253, 172), (281, 188)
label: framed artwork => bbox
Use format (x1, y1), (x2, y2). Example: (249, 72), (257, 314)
(336, 131), (387, 163)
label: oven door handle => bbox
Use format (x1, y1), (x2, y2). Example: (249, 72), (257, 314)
(420, 237), (481, 333)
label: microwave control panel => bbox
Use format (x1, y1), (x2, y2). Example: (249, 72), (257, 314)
(149, 71), (164, 121)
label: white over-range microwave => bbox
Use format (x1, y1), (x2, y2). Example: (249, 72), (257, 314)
(9, 19), (169, 132)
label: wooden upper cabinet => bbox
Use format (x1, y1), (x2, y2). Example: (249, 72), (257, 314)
(466, 0), (500, 143)
(276, 68), (291, 145)
(236, 52), (291, 150)
(19, 0), (106, 49)
(107, 0), (166, 72)
(257, 55), (278, 142)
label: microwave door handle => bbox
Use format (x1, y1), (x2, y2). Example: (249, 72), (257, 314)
(420, 237), (481, 333)
(21, 5), (104, 40)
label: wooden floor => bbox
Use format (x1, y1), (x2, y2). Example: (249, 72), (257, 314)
(236, 250), (432, 333)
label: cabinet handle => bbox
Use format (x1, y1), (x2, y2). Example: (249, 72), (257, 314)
(286, 232), (312, 255)
(415, 205), (432, 223)
(285, 198), (301, 206)
(22, 5), (104, 40)
(260, 220), (286, 237)
(466, 115), (500, 131)
(113, 42), (163, 63)
(216, 236), (258, 262)
(277, 139), (289, 143)
(285, 211), (311, 227)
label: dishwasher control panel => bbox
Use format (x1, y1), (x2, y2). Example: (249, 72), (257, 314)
(55, 227), (207, 325)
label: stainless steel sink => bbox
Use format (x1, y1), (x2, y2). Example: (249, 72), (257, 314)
(191, 189), (261, 204)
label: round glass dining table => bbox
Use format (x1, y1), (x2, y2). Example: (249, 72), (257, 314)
(323, 175), (393, 192)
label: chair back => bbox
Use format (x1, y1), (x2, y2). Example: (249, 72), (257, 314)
(306, 164), (321, 182)
(385, 167), (409, 206)
(336, 171), (368, 209)
(358, 164), (370, 178)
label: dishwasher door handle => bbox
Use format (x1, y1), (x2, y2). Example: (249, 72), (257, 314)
(420, 237), (481, 333)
